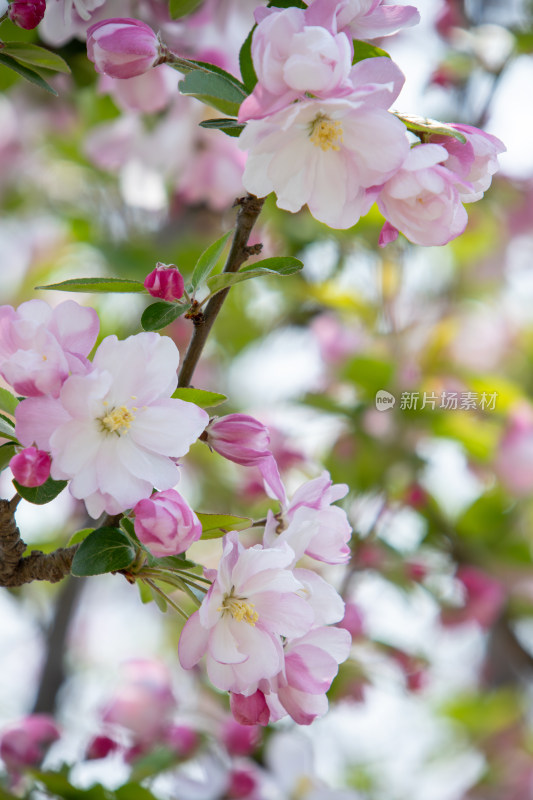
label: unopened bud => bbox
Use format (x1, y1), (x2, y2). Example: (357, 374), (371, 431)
(8, 0), (46, 29)
(10, 447), (51, 487)
(144, 263), (185, 302)
(87, 18), (161, 80)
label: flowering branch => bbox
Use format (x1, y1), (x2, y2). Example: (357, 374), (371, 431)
(0, 497), (78, 587)
(177, 193), (264, 388)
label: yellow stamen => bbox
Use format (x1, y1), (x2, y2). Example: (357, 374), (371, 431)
(309, 114), (343, 152)
(100, 405), (135, 436)
(218, 595), (259, 626)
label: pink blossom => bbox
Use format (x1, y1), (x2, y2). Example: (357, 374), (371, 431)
(0, 299), (99, 398)
(102, 660), (176, 744)
(228, 767), (259, 799)
(377, 143), (470, 247)
(230, 690), (270, 727)
(178, 532), (314, 695)
(264, 472), (352, 565)
(495, 407), (533, 495)
(441, 566), (506, 629)
(98, 65), (178, 114)
(163, 724), (199, 758)
(221, 718), (260, 756)
(0, 715), (60, 772)
(133, 488), (202, 557)
(85, 735), (119, 760)
(177, 127), (246, 212)
(306, 0), (420, 40)
(10, 447), (51, 487)
(429, 124), (505, 202)
(16, 332), (208, 518)
(8, 0), (46, 28)
(339, 601), (365, 638)
(205, 414), (271, 466)
(87, 18), (161, 80)
(239, 58), (409, 229)
(239, 6), (353, 123)
(144, 264), (185, 302)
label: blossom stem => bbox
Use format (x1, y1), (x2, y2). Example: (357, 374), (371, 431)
(178, 194), (264, 388)
(143, 578), (189, 619)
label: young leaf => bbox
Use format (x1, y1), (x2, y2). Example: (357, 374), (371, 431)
(394, 112), (467, 143)
(206, 257), (303, 294)
(178, 71), (247, 117)
(0, 443), (16, 471)
(169, 57), (247, 91)
(0, 53), (58, 95)
(190, 230), (233, 291)
(71, 527), (136, 577)
(352, 40), (391, 63)
(239, 26), (258, 93)
(199, 118), (245, 138)
(0, 415), (18, 443)
(0, 388), (19, 416)
(1, 42), (70, 73)
(67, 528), (95, 547)
(35, 277), (146, 293)
(267, 0), (306, 7)
(13, 477), (67, 505)
(197, 512), (252, 540)
(141, 301), (190, 331)
(171, 387), (227, 407)
(168, 0), (203, 18)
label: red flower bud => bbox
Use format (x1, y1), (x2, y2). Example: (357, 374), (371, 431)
(7, 0), (46, 29)
(144, 264), (185, 302)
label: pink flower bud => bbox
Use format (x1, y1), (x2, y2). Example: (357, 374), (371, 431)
(86, 735), (119, 760)
(163, 724), (199, 758)
(230, 691), (270, 727)
(0, 715), (60, 772)
(221, 718), (260, 757)
(228, 767), (258, 799)
(205, 414), (271, 467)
(338, 602), (365, 638)
(133, 488), (202, 557)
(86, 18), (161, 80)
(144, 264), (185, 302)
(7, 0), (46, 29)
(10, 447), (51, 487)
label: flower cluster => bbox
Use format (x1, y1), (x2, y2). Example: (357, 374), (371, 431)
(236, 0), (505, 244)
(1, 299), (208, 518)
(179, 466), (353, 726)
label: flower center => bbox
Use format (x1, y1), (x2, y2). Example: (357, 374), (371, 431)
(219, 594), (259, 626)
(309, 114), (343, 152)
(100, 405), (136, 436)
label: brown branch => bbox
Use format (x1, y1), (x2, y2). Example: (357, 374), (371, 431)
(178, 193), (265, 388)
(0, 498), (78, 587)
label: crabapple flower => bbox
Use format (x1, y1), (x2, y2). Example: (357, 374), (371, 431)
(495, 407), (533, 495)
(144, 263), (185, 302)
(16, 332), (208, 518)
(239, 58), (409, 229)
(0, 715), (60, 773)
(429, 124), (505, 202)
(230, 690), (270, 727)
(264, 472), (352, 565)
(306, 0), (420, 40)
(0, 299), (99, 398)
(238, 6), (353, 122)
(10, 447), (51, 487)
(133, 488), (202, 557)
(98, 65), (178, 114)
(87, 18), (161, 79)
(377, 143), (470, 247)
(8, 0), (46, 28)
(178, 532), (314, 695)
(205, 414), (271, 466)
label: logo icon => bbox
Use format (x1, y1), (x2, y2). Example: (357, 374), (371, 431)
(375, 390), (396, 411)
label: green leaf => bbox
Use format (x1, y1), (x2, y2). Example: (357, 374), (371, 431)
(352, 40), (391, 63)
(178, 70), (247, 117)
(13, 477), (67, 504)
(1, 42), (70, 73)
(169, 57), (246, 91)
(149, 584), (168, 612)
(190, 230), (233, 291)
(0, 388), (19, 416)
(0, 414), (18, 443)
(197, 512), (252, 540)
(141, 301), (190, 332)
(206, 257), (303, 294)
(0, 53), (58, 95)
(239, 26), (258, 93)
(129, 746), (179, 782)
(67, 528), (95, 547)
(0, 443), (16, 472)
(394, 112), (467, 143)
(168, 0), (204, 18)
(71, 527), (136, 577)
(32, 771), (112, 800)
(35, 277), (146, 293)
(153, 554), (198, 570)
(171, 387), (227, 407)
(267, 0), (306, 7)
(199, 117), (245, 137)
(116, 784), (159, 800)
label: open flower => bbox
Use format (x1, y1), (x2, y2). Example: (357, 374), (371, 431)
(178, 532), (314, 695)
(16, 332), (208, 517)
(306, 0), (420, 40)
